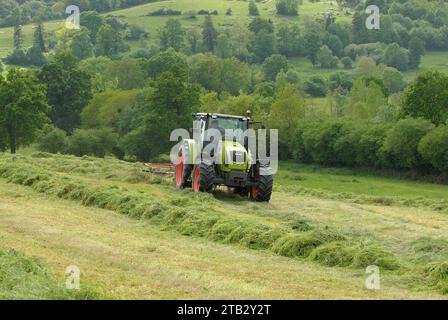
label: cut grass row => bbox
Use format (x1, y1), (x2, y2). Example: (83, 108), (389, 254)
(0, 152), (447, 294)
(0, 249), (98, 299)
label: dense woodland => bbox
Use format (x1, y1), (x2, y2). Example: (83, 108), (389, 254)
(1, 0), (448, 178)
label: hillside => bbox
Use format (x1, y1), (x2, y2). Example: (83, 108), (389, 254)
(1, 152), (448, 299)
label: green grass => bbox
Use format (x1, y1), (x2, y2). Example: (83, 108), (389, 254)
(403, 51), (448, 80)
(0, 249), (98, 299)
(1, 151), (448, 298)
(278, 162), (448, 200)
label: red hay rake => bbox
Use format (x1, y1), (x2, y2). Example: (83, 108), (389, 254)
(143, 163), (175, 175)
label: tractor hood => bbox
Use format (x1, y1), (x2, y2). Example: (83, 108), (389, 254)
(218, 140), (250, 172)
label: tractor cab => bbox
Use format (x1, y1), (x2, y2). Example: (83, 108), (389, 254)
(193, 112), (250, 144)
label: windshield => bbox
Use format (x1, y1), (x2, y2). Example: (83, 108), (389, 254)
(208, 117), (247, 133)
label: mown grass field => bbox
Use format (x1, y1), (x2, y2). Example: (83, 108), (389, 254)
(1, 151), (448, 299)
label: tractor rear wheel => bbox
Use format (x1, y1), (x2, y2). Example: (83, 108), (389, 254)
(175, 154), (192, 189)
(250, 175), (273, 202)
(193, 163), (215, 193)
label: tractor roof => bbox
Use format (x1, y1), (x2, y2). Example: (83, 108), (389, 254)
(193, 112), (250, 120)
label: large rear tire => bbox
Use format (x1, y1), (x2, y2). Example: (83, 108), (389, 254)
(250, 174), (273, 202)
(193, 163), (215, 193)
(175, 154), (192, 189)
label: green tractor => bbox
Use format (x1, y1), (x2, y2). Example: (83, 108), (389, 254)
(174, 112), (274, 202)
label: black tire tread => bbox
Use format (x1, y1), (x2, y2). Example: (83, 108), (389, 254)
(198, 163), (214, 193)
(253, 175), (273, 202)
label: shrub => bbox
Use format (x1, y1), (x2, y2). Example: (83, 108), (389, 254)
(147, 8), (182, 16)
(341, 56), (353, 69)
(303, 76), (328, 97)
(67, 128), (118, 158)
(333, 122), (364, 166)
(382, 118), (434, 169)
(37, 128), (68, 154)
(418, 125), (448, 174)
(356, 124), (390, 168)
(302, 121), (344, 165)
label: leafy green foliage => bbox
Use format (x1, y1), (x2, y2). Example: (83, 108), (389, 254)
(262, 54), (289, 81)
(382, 118), (434, 169)
(0, 68), (49, 153)
(401, 71), (448, 125)
(37, 52), (92, 133)
(418, 125), (448, 173)
(68, 128), (118, 158)
(37, 127), (68, 154)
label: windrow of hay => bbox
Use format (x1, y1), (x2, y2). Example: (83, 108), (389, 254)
(0, 249), (99, 299)
(424, 262), (448, 294)
(0, 158), (375, 270)
(277, 185), (448, 213)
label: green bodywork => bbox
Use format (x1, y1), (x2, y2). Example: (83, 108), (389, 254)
(180, 139), (250, 171)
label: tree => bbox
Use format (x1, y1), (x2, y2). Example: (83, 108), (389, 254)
(383, 43), (409, 71)
(249, 0), (259, 16)
(418, 126), (448, 173)
(400, 71), (448, 125)
(215, 33), (232, 58)
(122, 67), (200, 161)
(341, 56), (353, 69)
(37, 52), (92, 133)
(80, 11), (104, 43)
(269, 83), (305, 142)
(252, 30), (277, 62)
(317, 45), (339, 68)
(276, 0), (299, 16)
(37, 127), (68, 154)
(141, 48), (188, 79)
(382, 118), (434, 169)
(409, 36), (425, 69)
(13, 17), (23, 50)
(262, 54), (289, 81)
(382, 67), (405, 94)
(277, 23), (295, 57)
(26, 45), (46, 66)
(33, 20), (46, 52)
(70, 27), (93, 60)
(0, 69), (49, 154)
(303, 76), (328, 97)
(95, 24), (128, 58)
(202, 15), (218, 52)
(304, 31), (322, 66)
(327, 34), (343, 57)
(248, 17), (274, 34)
(189, 53), (250, 95)
(158, 19), (185, 51)
(185, 28), (202, 54)
(351, 11), (364, 44)
(346, 78), (386, 119)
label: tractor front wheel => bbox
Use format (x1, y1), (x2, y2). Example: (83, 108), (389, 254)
(250, 175), (273, 202)
(193, 163), (215, 193)
(175, 154), (192, 189)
